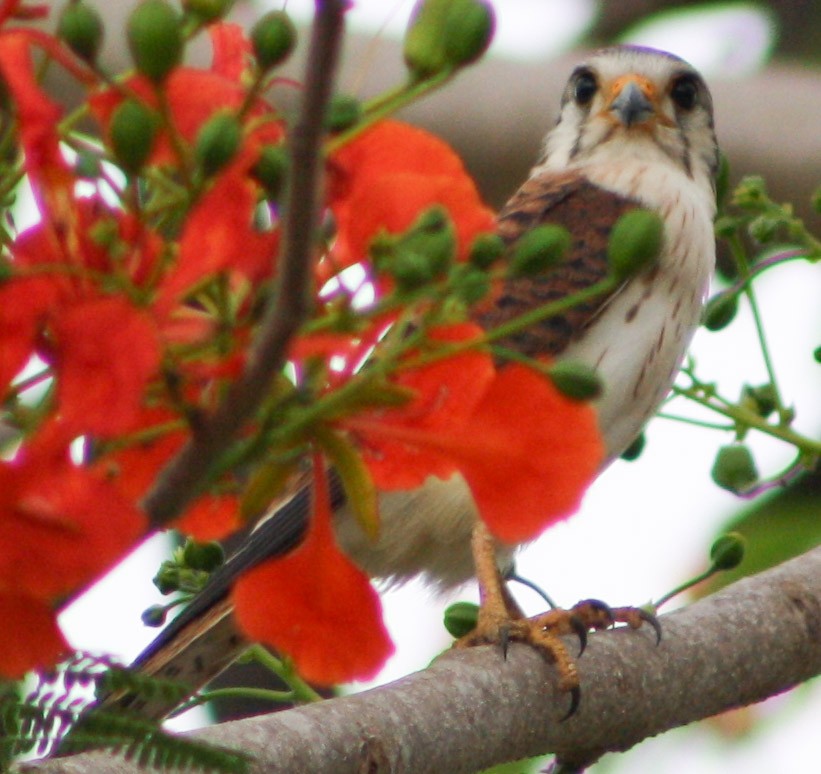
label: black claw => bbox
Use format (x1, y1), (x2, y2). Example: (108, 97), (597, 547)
(560, 686), (581, 721)
(638, 608), (663, 645)
(569, 616), (588, 656)
(500, 626), (511, 660)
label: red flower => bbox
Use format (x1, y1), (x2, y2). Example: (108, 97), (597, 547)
(328, 120), (495, 272)
(0, 426), (145, 601)
(0, 594), (68, 679)
(344, 324), (603, 543)
(233, 459), (393, 686)
(53, 296), (160, 435)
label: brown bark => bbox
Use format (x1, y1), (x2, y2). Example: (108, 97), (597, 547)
(23, 546), (821, 774)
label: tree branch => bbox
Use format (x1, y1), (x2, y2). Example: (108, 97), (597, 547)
(141, 0), (347, 529)
(25, 546), (821, 773)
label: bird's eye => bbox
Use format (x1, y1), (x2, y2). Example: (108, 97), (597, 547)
(573, 70), (598, 106)
(671, 75), (699, 110)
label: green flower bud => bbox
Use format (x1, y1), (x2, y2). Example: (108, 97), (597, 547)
(195, 111), (242, 178)
(404, 0), (495, 79)
(141, 605), (168, 627)
(468, 232), (504, 270)
(702, 291), (738, 332)
(183, 0), (235, 23)
(397, 206), (456, 278)
(127, 0), (183, 83)
(442, 0), (495, 69)
(748, 213), (783, 244)
(326, 94), (362, 133)
(711, 444), (758, 494)
(709, 532), (746, 571)
(392, 250), (434, 290)
(607, 208), (664, 281)
(509, 224), (571, 277)
(443, 601), (479, 638)
(620, 432), (646, 462)
(814, 345), (821, 364)
(404, 0), (449, 78)
(58, 1), (104, 64)
(152, 563), (180, 595)
(547, 360), (603, 402)
(713, 214), (743, 239)
(109, 98), (158, 175)
(182, 539), (224, 572)
(451, 264), (490, 305)
(253, 144), (289, 200)
(251, 10), (297, 71)
(740, 383), (777, 419)
(731, 175), (767, 211)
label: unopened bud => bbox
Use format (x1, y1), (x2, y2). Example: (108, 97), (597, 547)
(251, 10), (297, 71)
(711, 444), (758, 494)
(183, 0), (235, 23)
(253, 144), (289, 199)
(547, 360), (602, 401)
(182, 539), (224, 572)
(110, 99), (158, 175)
(326, 94), (362, 133)
(468, 232), (504, 270)
(442, 0), (495, 69)
(195, 111), (242, 178)
(620, 432), (646, 462)
(509, 224), (571, 277)
(702, 292), (738, 331)
(709, 532), (746, 571)
(443, 601), (479, 638)
(141, 605), (168, 627)
(451, 264), (490, 305)
(608, 208), (664, 281)
(127, 0), (183, 83)
(404, 0), (494, 79)
(58, 1), (104, 64)
(740, 383), (777, 419)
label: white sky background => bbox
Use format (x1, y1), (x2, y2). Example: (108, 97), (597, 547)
(55, 1), (820, 771)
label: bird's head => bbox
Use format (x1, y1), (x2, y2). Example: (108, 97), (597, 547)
(541, 46), (719, 194)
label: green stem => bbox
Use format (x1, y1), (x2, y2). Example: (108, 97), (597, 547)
(245, 644), (323, 703)
(671, 385), (821, 457)
(325, 71), (453, 155)
(653, 565), (717, 610)
(727, 234), (786, 420)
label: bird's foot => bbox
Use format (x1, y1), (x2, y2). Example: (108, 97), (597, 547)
(456, 598), (661, 718)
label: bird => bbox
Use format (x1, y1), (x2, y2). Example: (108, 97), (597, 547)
(116, 44), (719, 719)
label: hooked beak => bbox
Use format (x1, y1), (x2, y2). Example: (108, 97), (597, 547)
(606, 75), (657, 128)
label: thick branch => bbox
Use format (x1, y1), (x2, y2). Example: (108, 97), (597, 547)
(141, 1), (347, 529)
(25, 546), (821, 773)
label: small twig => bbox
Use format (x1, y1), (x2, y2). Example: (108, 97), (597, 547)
(141, 1), (348, 528)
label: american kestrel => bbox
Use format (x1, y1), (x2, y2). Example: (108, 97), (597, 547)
(121, 45), (718, 718)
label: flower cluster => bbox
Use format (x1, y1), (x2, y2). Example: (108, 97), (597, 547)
(0, 0), (601, 685)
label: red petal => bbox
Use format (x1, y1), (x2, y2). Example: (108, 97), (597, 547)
(347, 323), (494, 489)
(0, 594), (68, 678)
(174, 495), (241, 542)
(0, 276), (56, 396)
(0, 430), (146, 599)
(53, 296), (160, 436)
(209, 22), (250, 81)
(438, 364), (603, 543)
(233, 465), (393, 685)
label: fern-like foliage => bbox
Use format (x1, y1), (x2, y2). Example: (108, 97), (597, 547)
(0, 652), (249, 773)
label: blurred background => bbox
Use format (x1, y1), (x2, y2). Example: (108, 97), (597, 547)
(46, 1), (820, 772)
